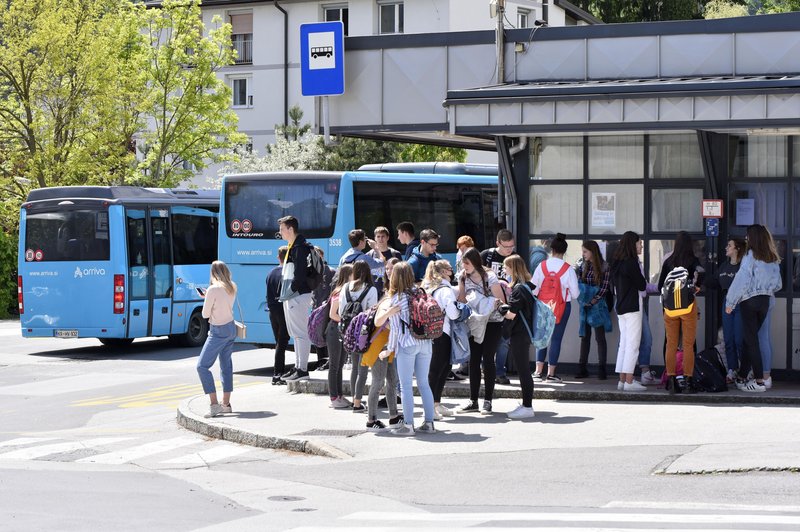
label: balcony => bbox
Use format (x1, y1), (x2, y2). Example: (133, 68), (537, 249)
(232, 34), (252, 65)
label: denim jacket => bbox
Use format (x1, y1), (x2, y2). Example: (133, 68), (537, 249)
(725, 250), (782, 309)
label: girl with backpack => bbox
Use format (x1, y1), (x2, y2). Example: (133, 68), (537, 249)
(725, 224), (782, 393)
(611, 232), (648, 392)
(336, 260), (379, 412)
(326, 264), (354, 409)
(657, 231), (705, 394)
(375, 262), (436, 435)
(456, 247), (507, 415)
(575, 241), (612, 380)
(422, 259), (462, 420)
(501, 255), (537, 419)
(531, 233), (579, 383)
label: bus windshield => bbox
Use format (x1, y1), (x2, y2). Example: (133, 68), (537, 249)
(224, 179), (339, 239)
(24, 208), (110, 262)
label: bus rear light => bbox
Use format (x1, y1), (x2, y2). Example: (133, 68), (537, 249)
(17, 276), (23, 314)
(113, 274), (125, 314)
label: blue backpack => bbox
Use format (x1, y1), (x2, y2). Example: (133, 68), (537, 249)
(520, 284), (556, 350)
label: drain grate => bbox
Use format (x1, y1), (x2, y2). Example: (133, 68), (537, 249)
(293, 429), (364, 438)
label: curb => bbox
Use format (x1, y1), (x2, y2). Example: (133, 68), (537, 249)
(176, 397), (352, 460)
(287, 379), (800, 405)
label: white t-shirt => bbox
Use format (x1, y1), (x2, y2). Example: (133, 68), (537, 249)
(532, 257), (579, 302)
(337, 282), (378, 319)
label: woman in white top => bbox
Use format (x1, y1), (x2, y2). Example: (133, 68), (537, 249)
(531, 233), (580, 382)
(197, 261), (238, 419)
(421, 259), (461, 419)
(375, 262), (436, 435)
(336, 260), (378, 412)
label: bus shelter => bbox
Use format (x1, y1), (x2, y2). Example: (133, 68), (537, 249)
(327, 13), (800, 377)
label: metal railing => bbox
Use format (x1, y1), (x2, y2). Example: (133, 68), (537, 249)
(232, 34), (252, 65)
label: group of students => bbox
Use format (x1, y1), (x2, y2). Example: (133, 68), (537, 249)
(192, 214), (783, 430)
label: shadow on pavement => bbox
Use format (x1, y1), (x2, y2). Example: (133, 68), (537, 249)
(374, 431), (489, 443)
(230, 411), (277, 420)
(28, 340), (258, 362)
(533, 410), (593, 424)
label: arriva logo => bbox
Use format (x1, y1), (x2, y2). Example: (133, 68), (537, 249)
(74, 266), (107, 278)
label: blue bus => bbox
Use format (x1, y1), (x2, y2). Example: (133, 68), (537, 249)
(218, 170), (501, 343)
(18, 186), (219, 347)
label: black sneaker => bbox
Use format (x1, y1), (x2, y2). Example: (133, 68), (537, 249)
(366, 419), (387, 432)
(481, 400), (493, 414)
(377, 397), (388, 408)
(271, 376), (286, 386)
(574, 370), (589, 379)
(455, 368), (469, 378)
(388, 415), (404, 429)
(495, 376), (511, 385)
(316, 361), (330, 371)
(352, 404), (366, 413)
(458, 400), (479, 413)
(447, 371), (465, 381)
(546, 375), (563, 383)
(285, 369), (308, 381)
(281, 368), (297, 380)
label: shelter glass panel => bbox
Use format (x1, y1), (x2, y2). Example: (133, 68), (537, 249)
(531, 137), (583, 180)
(648, 134), (704, 179)
(651, 189), (703, 233)
(794, 138), (800, 177)
(529, 184), (583, 234)
(648, 239), (707, 286)
(588, 135), (643, 179)
(588, 184), (643, 234)
(794, 239), (800, 292)
(728, 183), (788, 235)
(730, 135), (788, 178)
(529, 238), (583, 270)
(795, 184), (800, 234)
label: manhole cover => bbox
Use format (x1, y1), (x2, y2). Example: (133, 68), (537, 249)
(292, 508), (317, 512)
(268, 496), (305, 502)
(293, 429), (364, 438)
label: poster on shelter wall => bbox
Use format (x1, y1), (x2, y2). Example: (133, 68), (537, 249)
(591, 192), (616, 228)
(736, 198), (755, 226)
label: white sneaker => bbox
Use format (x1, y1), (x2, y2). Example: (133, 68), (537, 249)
(390, 424), (415, 436)
(640, 370), (658, 385)
(742, 380), (766, 393)
(330, 397), (351, 409)
(219, 403), (232, 414)
(764, 376), (773, 389)
(617, 381), (624, 391)
(433, 409), (443, 421)
(623, 381), (647, 392)
(735, 378), (747, 391)
(204, 403), (223, 418)
(726, 369), (737, 384)
(436, 404), (454, 417)
(507, 404), (535, 419)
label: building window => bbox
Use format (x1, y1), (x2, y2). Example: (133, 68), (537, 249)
(517, 8), (531, 28)
(229, 12), (253, 65)
(651, 188), (704, 233)
(324, 4), (349, 36)
(531, 137), (583, 180)
(230, 77), (253, 108)
(649, 134), (704, 179)
(379, 2), (404, 34)
(730, 135), (788, 178)
(529, 184), (583, 234)
(588, 184), (644, 234)
(729, 182), (789, 235)
(588, 135), (644, 179)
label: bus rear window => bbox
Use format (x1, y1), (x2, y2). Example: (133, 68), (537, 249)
(25, 209), (110, 262)
(224, 180), (339, 239)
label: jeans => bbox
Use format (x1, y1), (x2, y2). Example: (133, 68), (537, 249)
(739, 295), (770, 380)
(495, 336), (510, 377)
(368, 357), (398, 421)
(396, 342), (435, 424)
(721, 300), (743, 372)
(283, 292), (312, 371)
(349, 351), (369, 401)
(637, 303), (653, 367)
(758, 296), (775, 373)
(196, 321), (236, 395)
(537, 301), (572, 366)
(615, 304), (642, 375)
(268, 304), (289, 376)
(325, 320), (346, 398)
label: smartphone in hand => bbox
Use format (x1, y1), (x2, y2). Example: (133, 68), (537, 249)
(196, 287), (207, 297)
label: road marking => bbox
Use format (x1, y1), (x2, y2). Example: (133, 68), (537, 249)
(342, 512), (800, 526)
(292, 529), (790, 532)
(71, 380), (262, 408)
(77, 437), (199, 464)
(606, 500), (800, 513)
(0, 437), (131, 461)
(0, 437), (59, 448)
(161, 443), (251, 465)
(0, 373), (166, 397)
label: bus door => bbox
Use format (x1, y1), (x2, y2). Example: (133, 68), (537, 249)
(126, 209), (149, 337)
(149, 208), (173, 336)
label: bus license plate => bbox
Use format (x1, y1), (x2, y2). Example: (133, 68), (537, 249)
(55, 330), (78, 338)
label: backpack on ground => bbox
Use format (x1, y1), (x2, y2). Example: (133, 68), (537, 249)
(307, 297), (331, 348)
(659, 349), (684, 386)
(305, 244), (325, 290)
(343, 306), (379, 354)
(661, 266), (695, 317)
(538, 262), (570, 324)
(520, 284), (556, 350)
(693, 348), (728, 392)
(405, 287), (445, 340)
(338, 286), (369, 335)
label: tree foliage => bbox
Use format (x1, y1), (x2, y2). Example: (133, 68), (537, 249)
(704, 0), (750, 18)
(571, 0), (798, 21)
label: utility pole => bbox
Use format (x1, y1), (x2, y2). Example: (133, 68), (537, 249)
(496, 0), (505, 84)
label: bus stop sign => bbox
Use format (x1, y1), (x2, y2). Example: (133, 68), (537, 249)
(300, 22), (345, 96)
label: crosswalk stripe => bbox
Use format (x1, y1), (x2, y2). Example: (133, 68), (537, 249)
(0, 437), (58, 448)
(161, 444), (250, 465)
(342, 512), (800, 526)
(606, 500), (800, 513)
(0, 438), (132, 461)
(291, 529), (790, 532)
(76, 437), (199, 464)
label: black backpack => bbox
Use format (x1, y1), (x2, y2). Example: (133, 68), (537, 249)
(305, 244), (325, 290)
(338, 286), (369, 334)
(693, 348), (728, 392)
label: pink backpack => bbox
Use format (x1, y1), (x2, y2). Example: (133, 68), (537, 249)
(405, 288), (444, 340)
(660, 349), (684, 387)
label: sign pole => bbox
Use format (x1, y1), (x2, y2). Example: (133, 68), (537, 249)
(322, 95), (334, 146)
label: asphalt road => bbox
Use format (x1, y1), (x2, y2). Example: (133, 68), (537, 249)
(1, 320), (799, 532)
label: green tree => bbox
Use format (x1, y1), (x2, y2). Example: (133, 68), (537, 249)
(399, 144), (467, 163)
(137, 0), (247, 186)
(704, 0), (750, 18)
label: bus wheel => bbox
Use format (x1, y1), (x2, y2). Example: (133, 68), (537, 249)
(180, 310), (208, 348)
(99, 338), (134, 348)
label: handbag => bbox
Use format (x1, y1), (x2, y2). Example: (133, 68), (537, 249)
(235, 298), (247, 339)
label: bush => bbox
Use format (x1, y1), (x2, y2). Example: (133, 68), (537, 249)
(0, 231), (18, 319)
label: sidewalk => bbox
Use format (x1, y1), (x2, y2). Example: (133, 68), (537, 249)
(177, 371), (800, 472)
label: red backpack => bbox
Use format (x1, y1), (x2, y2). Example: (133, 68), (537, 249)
(405, 288), (444, 340)
(538, 262), (570, 324)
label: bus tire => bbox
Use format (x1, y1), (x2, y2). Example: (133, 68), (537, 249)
(180, 310), (208, 348)
(99, 338), (134, 348)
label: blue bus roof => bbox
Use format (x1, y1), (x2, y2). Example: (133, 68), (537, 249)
(223, 171), (497, 184)
(358, 162), (498, 175)
(24, 186), (219, 208)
